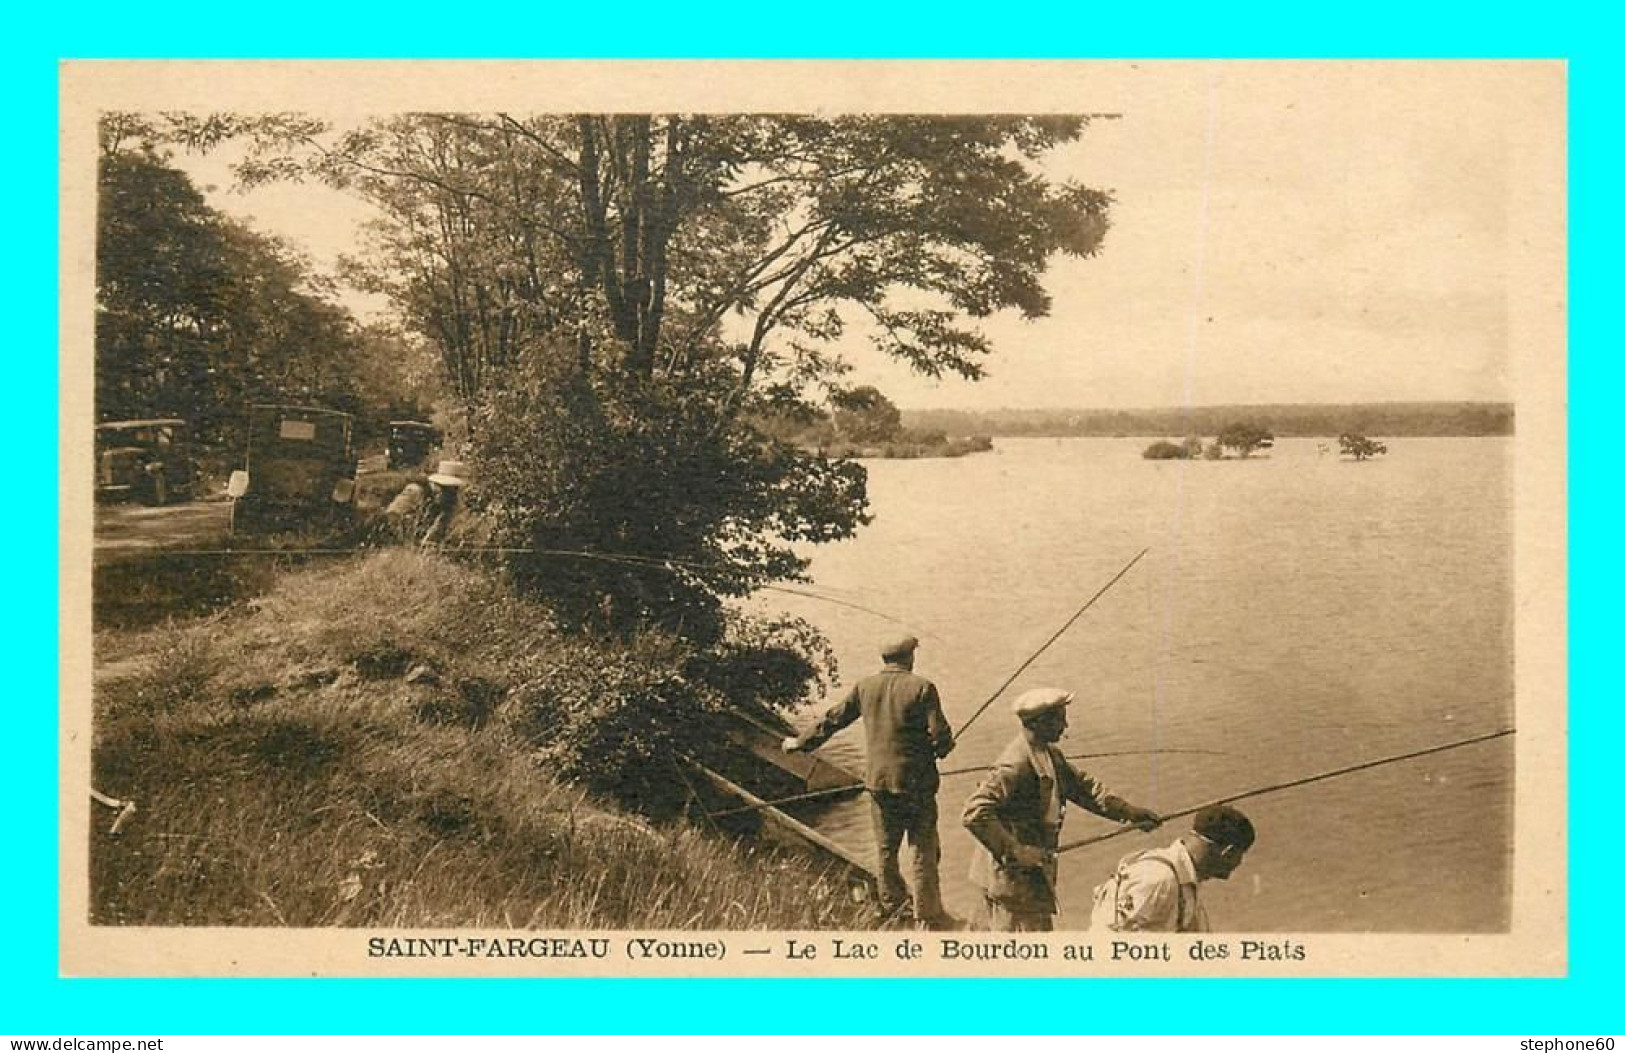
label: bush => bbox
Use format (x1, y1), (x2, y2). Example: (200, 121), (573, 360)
(1142, 440), (1188, 460)
(468, 353), (868, 646)
(508, 631), (715, 816)
(1217, 421), (1275, 458)
(1339, 433), (1389, 460)
(507, 612), (836, 817)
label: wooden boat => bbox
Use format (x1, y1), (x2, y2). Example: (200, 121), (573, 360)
(681, 703), (873, 892)
(715, 703), (863, 795)
(687, 763), (872, 882)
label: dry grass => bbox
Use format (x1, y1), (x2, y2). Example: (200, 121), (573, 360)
(91, 549), (872, 930)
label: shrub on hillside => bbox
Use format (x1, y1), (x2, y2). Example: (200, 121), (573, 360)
(467, 353), (868, 648)
(506, 613), (837, 816)
(1142, 440), (1188, 460)
(506, 632), (718, 817)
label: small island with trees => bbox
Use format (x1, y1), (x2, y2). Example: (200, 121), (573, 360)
(1142, 423), (1395, 462)
(760, 385), (994, 460)
(1338, 433), (1388, 461)
(1142, 422), (1277, 460)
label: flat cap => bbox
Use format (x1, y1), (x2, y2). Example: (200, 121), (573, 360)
(880, 635), (920, 661)
(1011, 687), (1074, 719)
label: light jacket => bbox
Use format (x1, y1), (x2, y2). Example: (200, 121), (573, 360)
(1088, 840), (1209, 932)
(962, 730), (1135, 914)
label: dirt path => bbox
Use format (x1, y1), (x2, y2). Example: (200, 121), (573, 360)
(94, 498), (232, 566)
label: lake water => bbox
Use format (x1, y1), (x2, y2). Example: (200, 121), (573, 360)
(762, 437), (1513, 932)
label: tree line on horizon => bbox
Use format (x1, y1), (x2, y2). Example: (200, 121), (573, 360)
(903, 402), (1513, 439)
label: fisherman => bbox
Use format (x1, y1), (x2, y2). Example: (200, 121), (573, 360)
(1089, 804), (1255, 933)
(962, 687), (1162, 932)
(420, 460), (467, 545)
(783, 634), (955, 928)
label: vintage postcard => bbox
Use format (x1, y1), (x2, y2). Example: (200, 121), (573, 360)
(60, 60), (1566, 977)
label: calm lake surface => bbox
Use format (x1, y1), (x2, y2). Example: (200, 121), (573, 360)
(762, 437), (1513, 932)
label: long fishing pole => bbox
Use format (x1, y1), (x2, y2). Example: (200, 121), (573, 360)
(937, 746), (1227, 779)
(162, 542), (926, 629)
(705, 747), (1220, 818)
(951, 547), (1150, 743)
(1054, 726), (1515, 856)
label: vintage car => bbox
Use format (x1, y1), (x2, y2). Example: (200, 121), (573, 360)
(95, 418), (196, 505)
(227, 404), (357, 535)
(386, 420), (441, 471)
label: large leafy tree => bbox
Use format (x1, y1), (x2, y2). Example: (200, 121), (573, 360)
(97, 123), (367, 460)
(1217, 421), (1276, 459)
(830, 385), (904, 443)
(215, 113), (1110, 637)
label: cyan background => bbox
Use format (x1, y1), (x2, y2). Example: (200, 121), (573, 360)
(13, 3), (1610, 1033)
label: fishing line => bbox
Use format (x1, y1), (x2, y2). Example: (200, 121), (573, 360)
(1053, 726), (1515, 857)
(937, 746), (1228, 779)
(950, 547), (1150, 743)
(706, 746), (1224, 818)
(139, 543), (927, 629)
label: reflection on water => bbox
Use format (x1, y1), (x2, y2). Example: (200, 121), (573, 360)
(759, 437), (1513, 932)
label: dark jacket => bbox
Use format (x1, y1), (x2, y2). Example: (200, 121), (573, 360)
(799, 663), (953, 794)
(962, 730), (1134, 914)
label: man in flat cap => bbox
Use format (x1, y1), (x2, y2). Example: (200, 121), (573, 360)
(962, 687), (1162, 932)
(784, 634), (955, 927)
(1089, 804), (1255, 932)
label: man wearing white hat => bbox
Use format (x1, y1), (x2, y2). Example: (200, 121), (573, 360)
(421, 460), (467, 545)
(962, 687), (1162, 931)
(784, 634), (955, 927)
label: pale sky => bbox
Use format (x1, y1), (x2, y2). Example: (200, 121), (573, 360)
(170, 62), (1560, 411)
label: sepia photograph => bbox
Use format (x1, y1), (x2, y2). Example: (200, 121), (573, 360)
(59, 60), (1567, 978)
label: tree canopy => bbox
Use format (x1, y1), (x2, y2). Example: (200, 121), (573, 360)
(830, 385), (904, 443)
(1217, 422), (1275, 458)
(1339, 433), (1388, 461)
(168, 112), (1111, 638)
(96, 127), (372, 460)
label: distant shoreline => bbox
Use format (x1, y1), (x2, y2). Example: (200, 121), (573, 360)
(811, 435), (994, 460)
(903, 401), (1512, 439)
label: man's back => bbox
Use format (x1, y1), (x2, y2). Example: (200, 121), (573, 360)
(1089, 842), (1207, 933)
(800, 663), (953, 793)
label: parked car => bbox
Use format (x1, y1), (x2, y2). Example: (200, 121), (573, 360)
(386, 420), (440, 471)
(95, 418), (196, 506)
(227, 404), (357, 535)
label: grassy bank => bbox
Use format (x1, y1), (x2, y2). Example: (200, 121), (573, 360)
(91, 549), (871, 929)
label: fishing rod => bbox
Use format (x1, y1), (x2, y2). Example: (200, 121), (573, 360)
(1053, 726), (1515, 857)
(156, 543), (926, 629)
(937, 746), (1227, 779)
(951, 547), (1150, 743)
(705, 746), (1221, 818)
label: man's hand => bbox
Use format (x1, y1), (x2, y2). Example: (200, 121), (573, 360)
(935, 738), (956, 760)
(1008, 844), (1051, 870)
(781, 736), (802, 754)
(1124, 806), (1163, 832)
